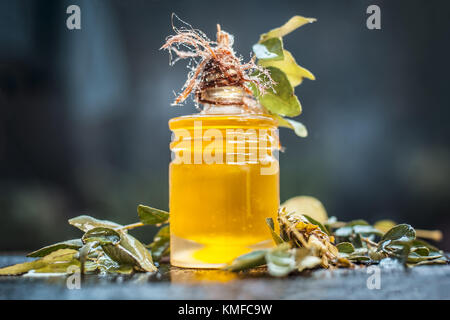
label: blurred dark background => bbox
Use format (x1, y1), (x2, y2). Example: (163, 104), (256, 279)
(1, 0), (449, 251)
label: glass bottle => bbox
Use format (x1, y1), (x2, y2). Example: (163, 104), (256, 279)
(168, 86), (280, 268)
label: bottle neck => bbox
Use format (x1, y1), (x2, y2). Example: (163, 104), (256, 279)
(199, 86), (245, 114)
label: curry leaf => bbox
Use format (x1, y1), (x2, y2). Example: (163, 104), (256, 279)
(296, 248), (322, 272)
(337, 242), (355, 254)
(259, 50), (315, 87)
(82, 227), (121, 245)
(102, 231), (157, 272)
(0, 249), (78, 276)
(259, 15), (317, 42)
(265, 218), (284, 245)
(137, 204), (170, 225)
(274, 115), (308, 137)
(27, 239), (83, 258)
(148, 225), (170, 261)
(253, 37), (284, 61)
(68, 215), (122, 232)
(224, 250), (267, 272)
(381, 224), (416, 242)
(257, 66), (302, 117)
(411, 246), (430, 256)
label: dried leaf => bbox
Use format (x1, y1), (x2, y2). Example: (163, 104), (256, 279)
(381, 224), (416, 242)
(296, 248), (322, 272)
(266, 243), (296, 277)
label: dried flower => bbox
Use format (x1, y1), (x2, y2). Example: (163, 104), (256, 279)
(161, 14), (274, 111)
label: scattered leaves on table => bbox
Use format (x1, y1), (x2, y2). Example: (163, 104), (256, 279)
(0, 195), (447, 278)
(225, 196), (448, 277)
(0, 204), (169, 276)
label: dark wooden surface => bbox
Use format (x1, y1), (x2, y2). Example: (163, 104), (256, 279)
(0, 255), (449, 299)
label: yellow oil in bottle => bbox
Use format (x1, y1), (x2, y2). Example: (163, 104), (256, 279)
(169, 113), (280, 268)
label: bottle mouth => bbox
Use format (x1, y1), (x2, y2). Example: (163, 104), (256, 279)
(198, 86), (245, 106)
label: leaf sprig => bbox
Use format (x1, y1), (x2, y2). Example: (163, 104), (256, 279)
(0, 205), (169, 276)
(252, 16), (316, 137)
(162, 15), (315, 137)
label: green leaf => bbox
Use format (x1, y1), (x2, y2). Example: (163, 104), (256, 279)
(224, 250), (267, 272)
(68, 215), (122, 232)
(257, 66), (302, 117)
(259, 50), (315, 87)
(381, 224), (416, 242)
(347, 255), (371, 262)
(27, 239), (83, 258)
(92, 253), (135, 274)
(411, 246), (429, 256)
(82, 227), (121, 245)
(275, 115), (308, 137)
(102, 231), (157, 272)
(407, 251), (443, 264)
(337, 242), (355, 254)
(259, 15), (317, 42)
(265, 218), (284, 245)
(381, 239), (413, 265)
(148, 225), (170, 261)
(0, 249), (78, 276)
(253, 38), (284, 61)
(410, 256), (448, 266)
(137, 204), (170, 225)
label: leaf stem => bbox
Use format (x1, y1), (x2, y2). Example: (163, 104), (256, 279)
(116, 222), (145, 231)
(361, 237), (378, 247)
(415, 229), (443, 242)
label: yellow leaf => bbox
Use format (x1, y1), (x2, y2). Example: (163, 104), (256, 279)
(274, 115), (308, 138)
(259, 50), (315, 87)
(281, 196), (328, 224)
(0, 249), (78, 276)
(374, 220), (396, 234)
(259, 16), (317, 42)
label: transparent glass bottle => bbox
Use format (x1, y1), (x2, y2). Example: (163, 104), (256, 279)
(168, 87), (280, 268)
